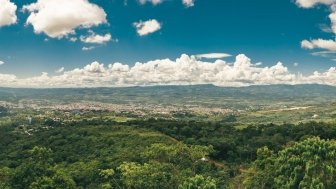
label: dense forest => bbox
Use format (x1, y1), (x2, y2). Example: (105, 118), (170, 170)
(1, 117), (336, 188)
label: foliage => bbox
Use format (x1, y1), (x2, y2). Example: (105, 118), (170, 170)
(245, 137), (336, 189)
(274, 137), (336, 189)
(179, 175), (217, 189)
(0, 167), (11, 189)
(135, 119), (336, 164)
(119, 143), (218, 189)
(0, 124), (225, 188)
(118, 161), (176, 189)
(1, 109), (336, 188)
(142, 143), (214, 167)
(0, 106), (8, 117)
(9, 147), (75, 189)
(243, 147), (276, 189)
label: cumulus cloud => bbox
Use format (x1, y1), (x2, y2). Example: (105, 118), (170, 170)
(22, 0), (107, 38)
(182, 0), (195, 7)
(0, 61), (4, 65)
(295, 0), (336, 56)
(196, 53), (231, 59)
(0, 0), (17, 27)
(0, 73), (16, 85)
(80, 32), (112, 44)
(300, 38), (336, 58)
(328, 8), (336, 33)
(0, 54), (335, 88)
(301, 39), (336, 51)
(295, 0), (336, 8)
(133, 19), (161, 36)
(69, 37), (77, 42)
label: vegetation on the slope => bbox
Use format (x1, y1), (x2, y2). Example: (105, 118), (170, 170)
(1, 107), (336, 188)
(243, 137), (336, 189)
(0, 123), (227, 188)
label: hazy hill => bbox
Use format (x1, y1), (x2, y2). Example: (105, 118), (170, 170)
(0, 84), (335, 107)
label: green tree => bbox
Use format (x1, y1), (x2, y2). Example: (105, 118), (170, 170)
(0, 167), (11, 189)
(245, 137), (336, 189)
(67, 160), (100, 187)
(118, 161), (176, 189)
(274, 137), (336, 189)
(243, 147), (276, 189)
(99, 168), (123, 189)
(142, 143), (214, 168)
(178, 175), (217, 189)
(10, 147), (76, 189)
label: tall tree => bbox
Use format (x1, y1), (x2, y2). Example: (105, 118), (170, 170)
(244, 137), (336, 189)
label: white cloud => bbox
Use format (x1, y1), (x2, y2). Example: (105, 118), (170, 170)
(295, 0), (336, 54)
(301, 40), (315, 49)
(80, 32), (112, 44)
(82, 46), (96, 51)
(294, 62), (299, 67)
(138, 0), (163, 5)
(295, 0), (336, 8)
(0, 61), (4, 65)
(133, 19), (161, 36)
(320, 24), (334, 33)
(69, 37), (77, 42)
(328, 8), (336, 33)
(182, 0), (195, 7)
(196, 53), (231, 59)
(301, 39), (336, 51)
(22, 0), (107, 38)
(0, 73), (16, 85)
(138, 0), (195, 7)
(0, 54), (335, 88)
(56, 67), (64, 73)
(0, 0), (17, 27)
(311, 50), (336, 57)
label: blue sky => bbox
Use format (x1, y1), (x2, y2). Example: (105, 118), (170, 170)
(0, 0), (335, 87)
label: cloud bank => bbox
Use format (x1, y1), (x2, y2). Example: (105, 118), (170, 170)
(22, 0), (107, 38)
(0, 0), (17, 27)
(0, 54), (335, 88)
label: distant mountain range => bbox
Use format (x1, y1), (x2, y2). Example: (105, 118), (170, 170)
(0, 84), (335, 106)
